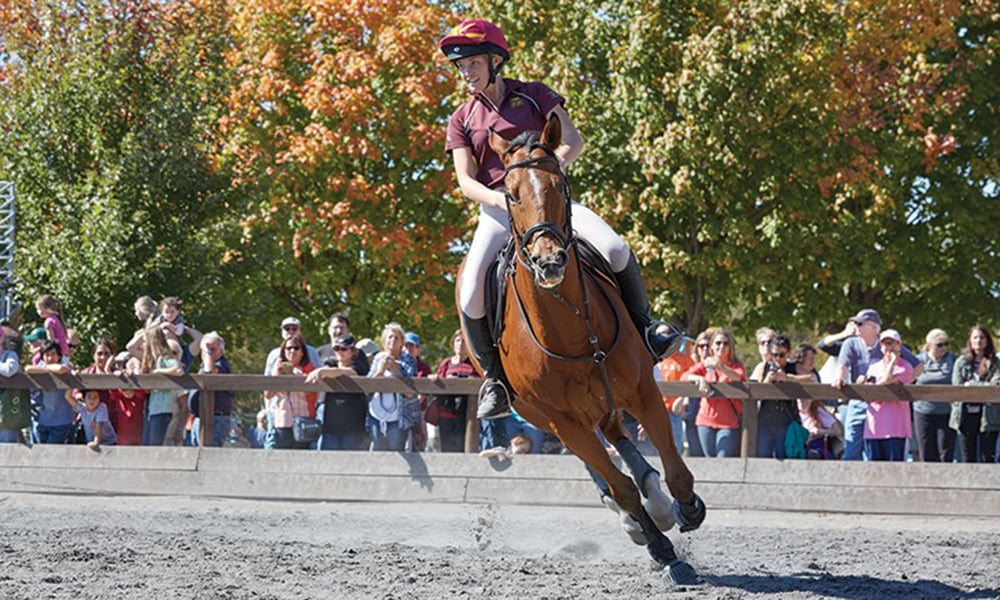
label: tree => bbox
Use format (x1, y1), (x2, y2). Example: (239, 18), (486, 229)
(219, 0), (467, 350)
(541, 0), (999, 341)
(0, 0), (238, 346)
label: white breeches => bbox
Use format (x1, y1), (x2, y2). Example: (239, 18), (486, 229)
(458, 202), (631, 319)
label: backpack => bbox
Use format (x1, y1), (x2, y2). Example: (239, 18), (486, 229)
(0, 387), (31, 431)
(784, 421), (809, 459)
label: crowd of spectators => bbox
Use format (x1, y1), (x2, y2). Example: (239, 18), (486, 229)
(0, 296), (997, 464)
(668, 309), (1000, 463)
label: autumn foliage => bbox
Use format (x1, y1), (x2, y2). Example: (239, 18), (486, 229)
(0, 0), (997, 361)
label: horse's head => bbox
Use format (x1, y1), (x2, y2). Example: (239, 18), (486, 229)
(490, 114), (572, 289)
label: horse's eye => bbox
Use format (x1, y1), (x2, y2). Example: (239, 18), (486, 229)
(505, 191), (520, 205)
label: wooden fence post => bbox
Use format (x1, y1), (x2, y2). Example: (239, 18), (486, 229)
(465, 393), (479, 454)
(200, 390), (215, 447)
(740, 399), (758, 458)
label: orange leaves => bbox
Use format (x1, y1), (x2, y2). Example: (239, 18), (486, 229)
(816, 0), (972, 202)
(921, 126), (957, 173)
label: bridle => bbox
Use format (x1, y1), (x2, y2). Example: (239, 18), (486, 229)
(502, 142), (575, 269)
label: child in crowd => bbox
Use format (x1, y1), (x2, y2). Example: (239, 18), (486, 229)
(159, 296), (202, 371)
(479, 433), (532, 461)
(140, 327), (184, 446)
(247, 409), (268, 449)
(65, 389), (117, 450)
(25, 340), (73, 444)
(36, 294), (69, 356)
(159, 296), (186, 331)
(109, 352), (147, 446)
(23, 326), (48, 365)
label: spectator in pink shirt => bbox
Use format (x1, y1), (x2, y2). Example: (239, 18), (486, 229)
(35, 294), (69, 356)
(862, 329), (914, 461)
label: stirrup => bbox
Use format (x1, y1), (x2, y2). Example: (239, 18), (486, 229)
(645, 321), (684, 359)
(476, 378), (512, 419)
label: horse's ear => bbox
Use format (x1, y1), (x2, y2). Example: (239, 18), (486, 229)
(541, 113), (562, 150)
(488, 128), (511, 161)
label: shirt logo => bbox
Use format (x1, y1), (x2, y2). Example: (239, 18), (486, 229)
(510, 97), (523, 108)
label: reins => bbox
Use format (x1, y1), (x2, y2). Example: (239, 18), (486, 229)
(503, 143), (622, 419)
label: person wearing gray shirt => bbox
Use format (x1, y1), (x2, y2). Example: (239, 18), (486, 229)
(915, 329), (957, 462)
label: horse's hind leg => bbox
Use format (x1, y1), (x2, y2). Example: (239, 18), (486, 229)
(551, 417), (699, 585)
(587, 464), (646, 545)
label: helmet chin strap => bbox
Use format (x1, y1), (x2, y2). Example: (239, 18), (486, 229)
(487, 51), (499, 85)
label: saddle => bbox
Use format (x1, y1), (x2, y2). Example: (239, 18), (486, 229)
(484, 236), (617, 341)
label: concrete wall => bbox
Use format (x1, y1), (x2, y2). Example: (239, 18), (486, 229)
(1, 445), (997, 517)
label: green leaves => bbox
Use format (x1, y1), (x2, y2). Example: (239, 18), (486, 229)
(0, 0), (233, 344)
(0, 0), (995, 365)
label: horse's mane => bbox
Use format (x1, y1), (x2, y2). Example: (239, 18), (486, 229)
(506, 129), (544, 154)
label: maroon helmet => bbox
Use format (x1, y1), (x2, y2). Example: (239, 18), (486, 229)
(439, 19), (510, 63)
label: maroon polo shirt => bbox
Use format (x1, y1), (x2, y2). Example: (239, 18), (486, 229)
(445, 78), (565, 190)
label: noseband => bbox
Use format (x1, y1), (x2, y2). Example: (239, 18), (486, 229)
(502, 143), (574, 263)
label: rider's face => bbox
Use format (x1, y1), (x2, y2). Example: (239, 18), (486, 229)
(454, 54), (495, 93)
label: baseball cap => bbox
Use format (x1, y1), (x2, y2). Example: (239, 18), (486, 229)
(404, 332), (421, 346)
(24, 327), (47, 343)
(281, 317), (301, 328)
(879, 329), (902, 344)
(333, 335), (356, 349)
(851, 309), (882, 326)
(356, 338), (379, 357)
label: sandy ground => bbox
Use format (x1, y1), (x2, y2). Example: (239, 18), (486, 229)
(0, 492), (998, 600)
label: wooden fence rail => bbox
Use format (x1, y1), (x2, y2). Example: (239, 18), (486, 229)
(8, 373), (1000, 401)
(6, 373), (998, 456)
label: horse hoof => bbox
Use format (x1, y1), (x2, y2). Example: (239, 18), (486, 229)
(672, 494), (706, 533)
(642, 476), (676, 533)
(601, 495), (646, 545)
(661, 560), (701, 586)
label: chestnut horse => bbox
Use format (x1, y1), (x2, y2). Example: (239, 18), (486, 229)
(458, 114), (704, 585)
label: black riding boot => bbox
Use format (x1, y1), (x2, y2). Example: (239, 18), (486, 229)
(614, 253), (683, 359)
(461, 312), (513, 419)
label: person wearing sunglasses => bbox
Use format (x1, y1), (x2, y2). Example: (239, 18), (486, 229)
(65, 328), (81, 368)
(264, 316), (321, 376)
(263, 333), (316, 450)
(681, 329), (746, 458)
(307, 334), (369, 451)
(674, 330), (717, 458)
(749, 327), (777, 380)
(913, 328), (957, 462)
(749, 335), (804, 459)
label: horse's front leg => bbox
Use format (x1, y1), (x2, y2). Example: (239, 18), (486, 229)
(549, 413), (700, 586)
(631, 380), (706, 533)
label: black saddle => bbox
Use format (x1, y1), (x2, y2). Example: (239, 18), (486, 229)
(483, 237), (617, 341)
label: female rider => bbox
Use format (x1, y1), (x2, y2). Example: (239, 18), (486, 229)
(441, 18), (680, 419)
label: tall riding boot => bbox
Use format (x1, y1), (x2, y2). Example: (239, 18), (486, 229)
(461, 312), (513, 419)
(614, 253), (683, 359)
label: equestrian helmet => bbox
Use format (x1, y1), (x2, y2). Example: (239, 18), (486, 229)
(439, 19), (510, 63)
